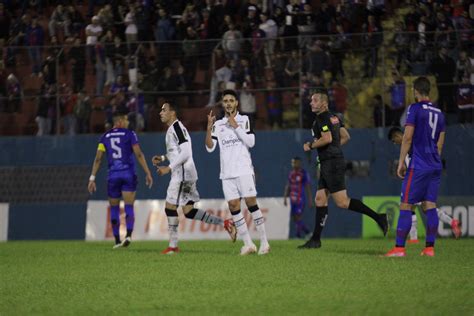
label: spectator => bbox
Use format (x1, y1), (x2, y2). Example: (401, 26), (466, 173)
(85, 16), (103, 66)
(97, 4), (114, 32)
(305, 40), (330, 78)
(135, 3), (151, 43)
(222, 23), (242, 61)
(259, 12), (277, 68)
(0, 3), (11, 44)
(329, 24), (349, 81)
(372, 94), (391, 127)
(362, 15), (383, 78)
(239, 82), (256, 124)
(74, 91), (91, 134)
(67, 5), (85, 37)
(296, 3), (316, 49)
(6, 73), (21, 113)
(284, 50), (301, 85)
(241, 5), (261, 38)
(182, 26), (200, 86)
(266, 81), (282, 129)
(456, 50), (472, 81)
(48, 4), (70, 39)
(35, 86), (55, 136)
(68, 37), (86, 93)
(124, 4), (138, 52)
(110, 36), (127, 79)
(7, 14), (29, 67)
(457, 74), (473, 123)
(26, 16), (44, 76)
(102, 29), (115, 86)
(430, 46), (456, 113)
(328, 79), (348, 114)
(60, 85), (76, 135)
(388, 70), (406, 126)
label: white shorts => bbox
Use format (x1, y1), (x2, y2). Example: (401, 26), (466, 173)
(166, 180), (200, 206)
(222, 174), (257, 201)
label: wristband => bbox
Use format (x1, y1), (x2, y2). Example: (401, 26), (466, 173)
(89, 175), (96, 182)
(161, 155), (166, 161)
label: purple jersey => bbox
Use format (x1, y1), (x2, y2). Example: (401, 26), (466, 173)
(99, 128), (138, 174)
(288, 169), (309, 204)
(405, 101), (445, 170)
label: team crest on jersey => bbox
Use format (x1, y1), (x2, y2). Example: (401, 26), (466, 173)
(330, 116), (340, 125)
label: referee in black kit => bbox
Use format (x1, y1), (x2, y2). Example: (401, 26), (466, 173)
(299, 90), (388, 249)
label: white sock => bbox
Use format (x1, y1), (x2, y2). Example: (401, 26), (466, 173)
(192, 209), (224, 226)
(409, 213), (418, 240)
(250, 208), (269, 246)
(167, 216), (179, 248)
(437, 208), (452, 225)
(231, 210), (253, 246)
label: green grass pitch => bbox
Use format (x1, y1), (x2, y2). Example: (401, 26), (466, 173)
(1, 239), (473, 315)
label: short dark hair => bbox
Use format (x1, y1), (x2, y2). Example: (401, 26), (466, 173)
(163, 101), (179, 117)
(222, 89), (238, 100)
(113, 108), (129, 118)
(413, 76), (430, 96)
(387, 126), (402, 141)
(292, 156), (301, 161)
(312, 89), (329, 103)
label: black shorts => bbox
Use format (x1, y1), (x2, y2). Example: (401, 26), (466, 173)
(318, 158), (346, 193)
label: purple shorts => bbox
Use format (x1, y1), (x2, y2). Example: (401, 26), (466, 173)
(107, 170), (137, 198)
(400, 168), (441, 204)
(290, 201), (305, 216)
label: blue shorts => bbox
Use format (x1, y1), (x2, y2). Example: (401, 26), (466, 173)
(400, 168), (441, 204)
(290, 201), (304, 216)
(107, 170), (137, 198)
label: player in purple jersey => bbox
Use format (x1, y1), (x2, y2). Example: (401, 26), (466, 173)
(283, 157), (313, 238)
(385, 77), (446, 257)
(388, 127), (461, 241)
(88, 110), (153, 249)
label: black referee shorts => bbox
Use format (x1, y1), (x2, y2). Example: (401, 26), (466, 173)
(318, 158), (346, 193)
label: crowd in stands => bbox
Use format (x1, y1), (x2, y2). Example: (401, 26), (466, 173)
(0, 0), (472, 136)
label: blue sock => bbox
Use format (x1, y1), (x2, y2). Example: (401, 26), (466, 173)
(124, 204), (135, 237)
(395, 210), (412, 247)
(425, 208), (439, 247)
(110, 205), (120, 243)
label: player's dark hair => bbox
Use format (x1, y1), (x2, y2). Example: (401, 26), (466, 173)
(222, 89), (238, 100)
(413, 77), (430, 96)
(387, 126), (402, 141)
(292, 156), (301, 161)
(163, 101), (180, 117)
(312, 88), (329, 103)
(112, 108), (129, 118)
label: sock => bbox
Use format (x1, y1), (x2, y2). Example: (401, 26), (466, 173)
(110, 205), (120, 244)
(248, 205), (268, 245)
(185, 208), (224, 225)
(230, 209), (253, 246)
(124, 204), (134, 237)
(348, 199), (381, 224)
(311, 206), (328, 241)
(395, 210), (412, 247)
(409, 211), (418, 240)
(436, 208), (452, 226)
(165, 208), (179, 248)
(425, 208), (439, 247)
(295, 221), (303, 237)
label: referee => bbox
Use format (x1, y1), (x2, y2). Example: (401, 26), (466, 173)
(299, 90), (388, 249)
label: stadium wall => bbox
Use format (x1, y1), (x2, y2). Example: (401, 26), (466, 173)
(1, 126), (473, 240)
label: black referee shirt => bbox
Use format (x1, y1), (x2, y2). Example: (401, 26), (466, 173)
(311, 111), (345, 162)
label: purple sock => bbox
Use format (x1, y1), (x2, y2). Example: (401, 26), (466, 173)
(110, 205), (120, 242)
(124, 204), (135, 237)
(425, 208), (439, 247)
(295, 221), (302, 237)
(395, 210), (412, 247)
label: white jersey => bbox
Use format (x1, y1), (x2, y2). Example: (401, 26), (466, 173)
(165, 120), (198, 182)
(207, 113), (255, 179)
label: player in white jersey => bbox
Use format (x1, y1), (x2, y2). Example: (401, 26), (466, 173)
(388, 126), (461, 240)
(206, 89), (270, 255)
(152, 102), (237, 254)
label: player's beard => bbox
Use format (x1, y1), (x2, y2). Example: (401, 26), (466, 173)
(225, 108), (237, 116)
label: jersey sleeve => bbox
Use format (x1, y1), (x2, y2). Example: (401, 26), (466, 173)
(234, 116), (255, 148)
(405, 105), (417, 127)
(97, 135), (106, 152)
(320, 115), (331, 133)
(173, 122), (189, 145)
(336, 113), (345, 128)
(130, 131), (139, 146)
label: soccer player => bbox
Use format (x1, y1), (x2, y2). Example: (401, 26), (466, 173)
(299, 90), (388, 249)
(388, 126), (461, 241)
(283, 157), (313, 238)
(88, 110), (153, 249)
(205, 89), (271, 255)
(385, 77), (446, 257)
(152, 102), (237, 255)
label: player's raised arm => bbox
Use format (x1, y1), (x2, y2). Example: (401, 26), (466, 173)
(232, 115), (255, 148)
(205, 110), (217, 152)
(88, 147), (105, 194)
(132, 144), (153, 188)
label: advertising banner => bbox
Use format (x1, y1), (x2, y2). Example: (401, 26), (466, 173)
(0, 203), (8, 241)
(362, 196), (474, 238)
(86, 198), (290, 241)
